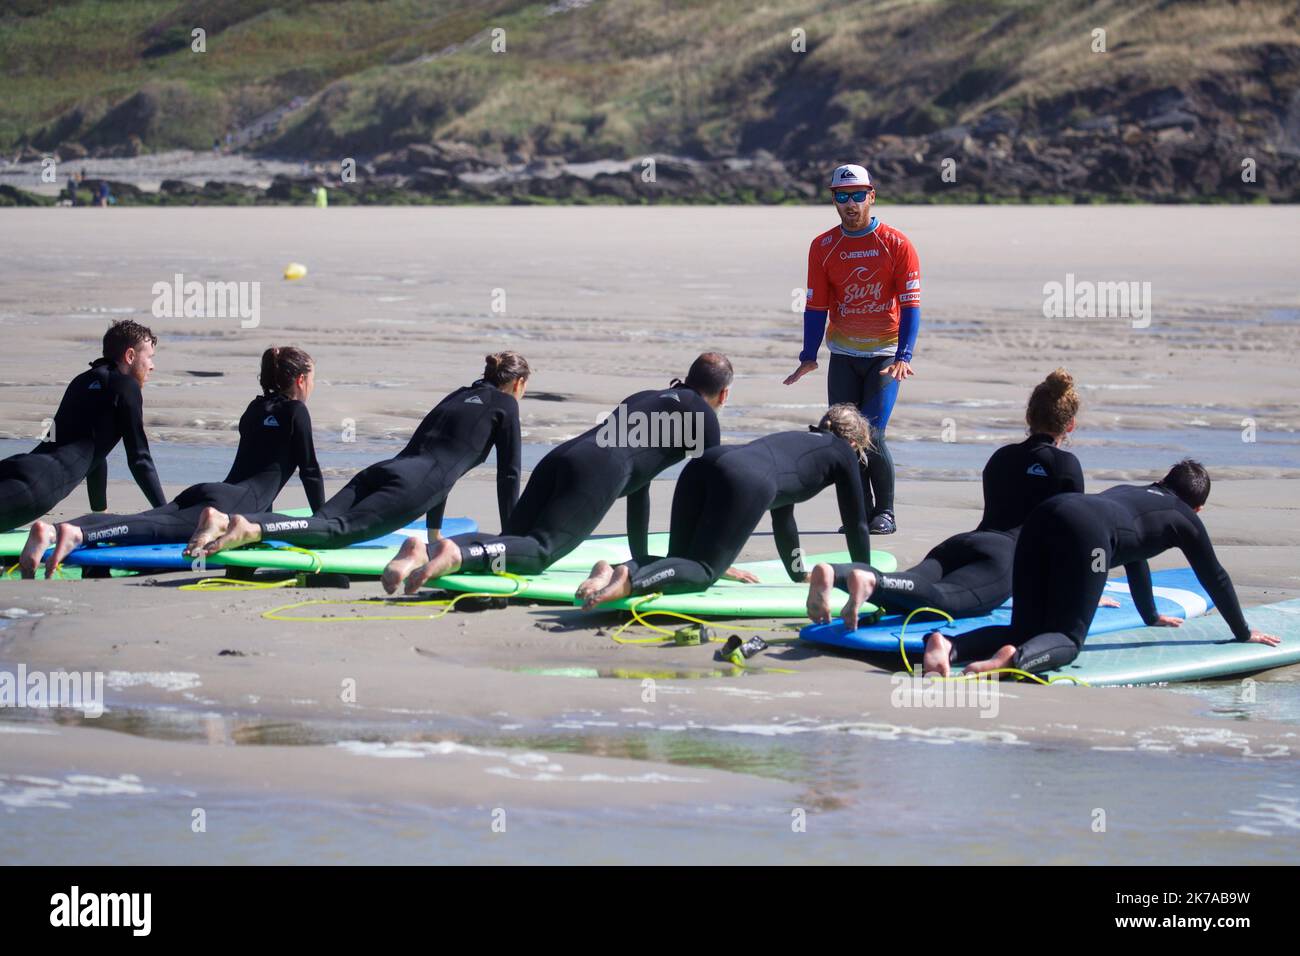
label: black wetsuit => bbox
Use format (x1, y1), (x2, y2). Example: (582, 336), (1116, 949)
(949, 483), (1253, 673)
(235, 381), (519, 548)
(451, 385), (720, 574)
(0, 359), (165, 531)
(65, 395), (324, 547)
(623, 428), (873, 595)
(829, 434), (1083, 618)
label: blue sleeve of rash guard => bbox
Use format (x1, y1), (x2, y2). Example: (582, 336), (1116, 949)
(895, 305), (920, 363)
(800, 308), (829, 362)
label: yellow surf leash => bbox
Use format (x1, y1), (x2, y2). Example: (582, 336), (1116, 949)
(259, 570), (529, 623)
(895, 605), (1088, 686)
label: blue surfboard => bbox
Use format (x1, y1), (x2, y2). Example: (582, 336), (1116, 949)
(62, 515), (478, 570)
(800, 567), (1214, 654)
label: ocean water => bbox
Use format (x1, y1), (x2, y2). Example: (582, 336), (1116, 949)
(4, 419), (1297, 493)
(1, 697), (1297, 865)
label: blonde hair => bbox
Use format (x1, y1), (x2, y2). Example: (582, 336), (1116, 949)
(1026, 367), (1079, 437)
(819, 403), (873, 453)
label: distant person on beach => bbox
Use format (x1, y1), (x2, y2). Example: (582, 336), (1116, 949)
(23, 348), (324, 577)
(95, 181), (111, 206)
(784, 163), (920, 537)
(187, 353), (529, 573)
(397, 353), (733, 596)
(922, 460), (1282, 677)
(2, 321), (164, 557)
(807, 368), (1122, 625)
(577, 404), (875, 609)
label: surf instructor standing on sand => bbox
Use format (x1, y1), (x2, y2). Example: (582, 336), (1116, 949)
(785, 163), (920, 535)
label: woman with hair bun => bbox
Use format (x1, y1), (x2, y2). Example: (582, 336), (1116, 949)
(806, 368), (1113, 626)
(187, 353), (529, 565)
(24, 347), (324, 575)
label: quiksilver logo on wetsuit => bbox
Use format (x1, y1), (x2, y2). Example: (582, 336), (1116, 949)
(86, 525), (129, 541)
(1026, 463), (1049, 477)
(263, 520), (309, 532)
(880, 575), (913, 591)
(464, 396), (483, 404)
(88, 382), (102, 390)
(637, 568), (676, 586)
(263, 415), (280, 427)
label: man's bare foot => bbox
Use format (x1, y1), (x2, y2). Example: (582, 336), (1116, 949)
(922, 631), (952, 677)
(400, 538), (463, 596)
(18, 521), (56, 577)
(185, 507), (232, 555)
(200, 514), (262, 557)
(805, 562), (835, 623)
(585, 563), (631, 610)
(839, 567), (877, 628)
(963, 644), (1017, 676)
(45, 523), (85, 578)
(575, 560), (614, 605)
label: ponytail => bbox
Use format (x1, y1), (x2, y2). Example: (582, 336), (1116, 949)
(260, 346), (314, 396)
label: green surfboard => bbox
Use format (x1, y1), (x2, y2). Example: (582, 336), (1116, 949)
(208, 532), (675, 574)
(433, 547), (898, 618)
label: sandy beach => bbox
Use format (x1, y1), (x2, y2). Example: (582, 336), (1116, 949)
(2, 206), (1298, 864)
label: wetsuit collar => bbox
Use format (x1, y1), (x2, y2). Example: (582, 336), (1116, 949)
(1027, 432), (1057, 446)
(840, 216), (880, 239)
(89, 357), (112, 368)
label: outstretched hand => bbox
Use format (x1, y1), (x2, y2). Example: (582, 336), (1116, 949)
(784, 360), (818, 385)
(723, 566), (760, 583)
(1152, 614), (1184, 627)
(880, 360), (914, 381)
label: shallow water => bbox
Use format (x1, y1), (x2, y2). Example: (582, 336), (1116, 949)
(4, 419), (1296, 493)
(1, 698), (1297, 864)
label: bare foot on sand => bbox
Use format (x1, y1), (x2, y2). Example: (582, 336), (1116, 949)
(18, 521), (56, 578)
(45, 522), (85, 578)
(585, 563), (632, 609)
(839, 567), (877, 628)
(805, 562), (835, 623)
(576, 560), (614, 606)
(963, 644), (1017, 677)
(200, 513), (262, 557)
(185, 507), (232, 556)
(922, 631), (953, 677)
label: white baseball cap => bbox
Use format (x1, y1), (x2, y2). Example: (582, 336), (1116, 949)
(829, 164), (873, 189)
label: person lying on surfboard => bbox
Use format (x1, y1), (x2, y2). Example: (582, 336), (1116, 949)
(186, 353), (529, 587)
(22, 347), (323, 577)
(806, 368), (1120, 626)
(923, 459), (1282, 678)
(5, 320), (164, 563)
(386, 353), (733, 595)
(577, 404), (875, 610)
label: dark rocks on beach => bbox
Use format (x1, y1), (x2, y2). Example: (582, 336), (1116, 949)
(9, 88), (1300, 209)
